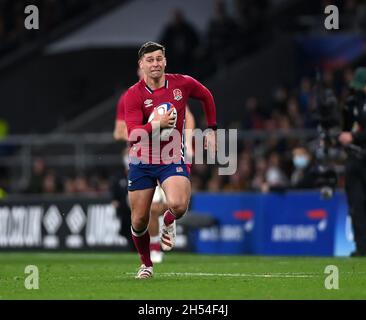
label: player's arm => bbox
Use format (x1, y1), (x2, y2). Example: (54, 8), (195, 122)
(113, 120), (128, 141)
(184, 76), (217, 156)
(114, 93), (128, 141)
(124, 91), (152, 143)
(185, 106), (195, 158)
(185, 76), (216, 128)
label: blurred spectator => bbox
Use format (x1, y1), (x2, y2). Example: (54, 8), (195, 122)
(251, 157), (267, 191)
(42, 169), (62, 194)
(297, 77), (312, 114)
(63, 176), (77, 194)
(205, 0), (240, 71)
(287, 97), (304, 129)
(207, 167), (223, 192)
(242, 97), (265, 130)
(323, 69), (335, 89)
(159, 9), (199, 74)
(191, 163), (211, 191)
(74, 174), (90, 194)
(339, 67), (354, 102)
(277, 114), (291, 132)
(272, 86), (289, 114)
(223, 171), (246, 191)
(262, 151), (288, 192)
(26, 157), (47, 193)
(290, 146), (316, 189)
(191, 174), (204, 192)
(96, 176), (109, 194)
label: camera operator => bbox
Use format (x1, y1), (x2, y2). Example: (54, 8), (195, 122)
(338, 67), (366, 257)
(312, 73), (340, 199)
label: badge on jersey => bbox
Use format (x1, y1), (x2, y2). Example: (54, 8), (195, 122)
(144, 99), (153, 108)
(173, 89), (182, 101)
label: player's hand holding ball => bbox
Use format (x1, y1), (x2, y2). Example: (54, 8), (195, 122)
(149, 103), (177, 140)
(153, 108), (176, 129)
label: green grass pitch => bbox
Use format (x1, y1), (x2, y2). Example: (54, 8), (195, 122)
(1, 252), (366, 299)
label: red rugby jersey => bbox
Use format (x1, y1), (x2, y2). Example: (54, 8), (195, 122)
(124, 73), (217, 164)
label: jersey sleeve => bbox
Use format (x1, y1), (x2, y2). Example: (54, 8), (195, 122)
(116, 93), (126, 121)
(124, 89), (153, 143)
(184, 75), (217, 128)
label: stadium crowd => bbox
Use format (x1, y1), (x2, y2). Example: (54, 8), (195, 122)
(191, 67), (351, 193)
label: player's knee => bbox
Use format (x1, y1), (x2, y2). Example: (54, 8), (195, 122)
(168, 200), (188, 218)
(131, 213), (149, 231)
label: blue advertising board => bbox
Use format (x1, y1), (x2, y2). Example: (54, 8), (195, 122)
(190, 193), (261, 254)
(190, 191), (352, 256)
(334, 192), (355, 256)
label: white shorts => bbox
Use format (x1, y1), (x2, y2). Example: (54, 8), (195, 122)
(152, 185), (167, 204)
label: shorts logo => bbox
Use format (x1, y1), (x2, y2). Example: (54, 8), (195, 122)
(144, 99), (153, 108)
(176, 167), (183, 173)
(128, 180), (132, 187)
(173, 89), (182, 101)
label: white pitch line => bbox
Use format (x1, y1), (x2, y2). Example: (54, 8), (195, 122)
(126, 272), (317, 278)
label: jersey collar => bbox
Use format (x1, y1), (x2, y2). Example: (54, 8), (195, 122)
(144, 79), (169, 94)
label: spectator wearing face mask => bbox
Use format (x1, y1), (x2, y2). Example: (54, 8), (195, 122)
(290, 146), (317, 189)
(261, 152), (288, 193)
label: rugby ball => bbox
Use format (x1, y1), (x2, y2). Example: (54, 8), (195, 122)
(148, 102), (177, 140)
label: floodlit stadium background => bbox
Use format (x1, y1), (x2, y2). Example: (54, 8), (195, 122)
(1, 0), (366, 258)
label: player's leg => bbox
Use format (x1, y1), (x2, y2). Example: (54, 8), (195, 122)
(128, 163), (157, 278)
(149, 186), (168, 263)
(129, 188), (155, 278)
(159, 165), (191, 251)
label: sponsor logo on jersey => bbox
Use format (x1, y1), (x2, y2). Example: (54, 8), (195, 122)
(144, 99), (153, 108)
(173, 89), (182, 101)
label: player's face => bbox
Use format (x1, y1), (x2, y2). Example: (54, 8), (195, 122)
(139, 50), (166, 80)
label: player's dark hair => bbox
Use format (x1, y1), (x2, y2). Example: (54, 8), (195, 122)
(138, 41), (165, 60)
